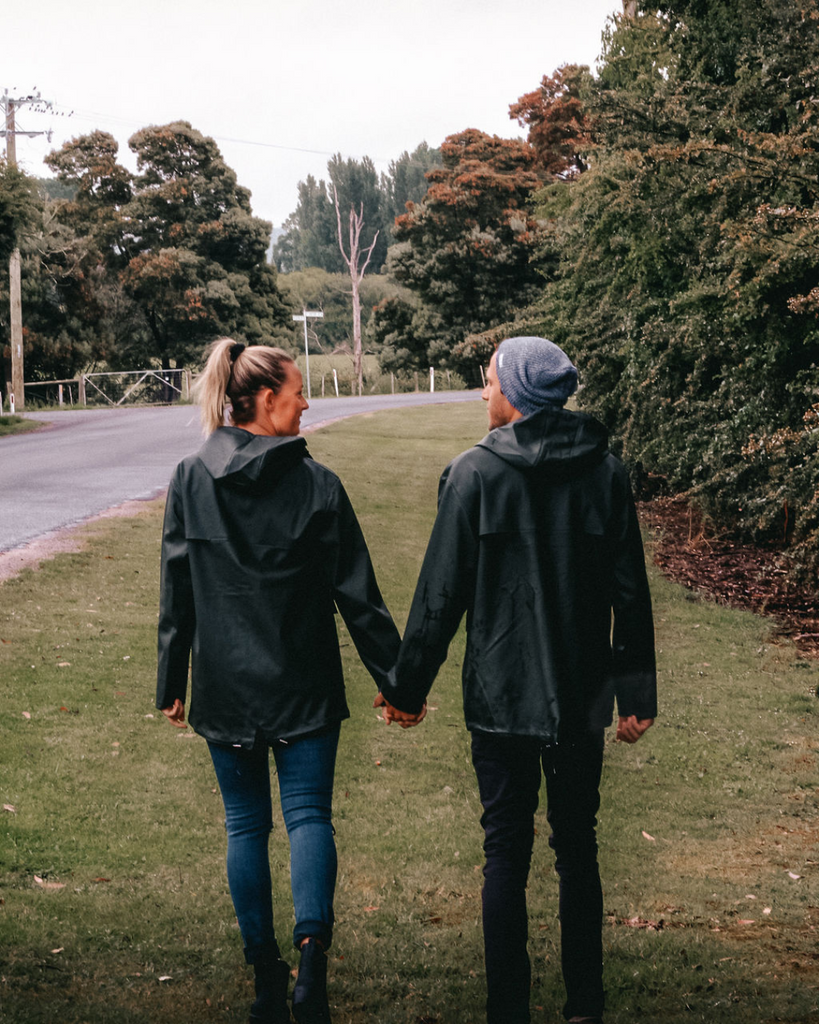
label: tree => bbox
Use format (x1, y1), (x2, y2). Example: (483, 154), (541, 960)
(368, 293), (438, 376)
(333, 185), (379, 395)
(274, 155), (387, 275)
(0, 161), (42, 265)
(509, 64), (593, 177)
(526, 0), (819, 587)
(273, 145), (442, 275)
(375, 128), (546, 380)
(382, 142), (442, 222)
(43, 123), (292, 373)
(41, 131), (144, 372)
(274, 175), (338, 273)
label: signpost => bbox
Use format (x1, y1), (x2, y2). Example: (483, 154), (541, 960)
(292, 310), (324, 400)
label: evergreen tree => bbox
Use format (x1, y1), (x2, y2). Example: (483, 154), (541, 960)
(531, 0), (819, 585)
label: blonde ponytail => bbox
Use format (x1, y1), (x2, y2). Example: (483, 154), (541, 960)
(194, 338), (296, 434)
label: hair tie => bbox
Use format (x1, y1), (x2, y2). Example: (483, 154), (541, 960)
(229, 342), (245, 363)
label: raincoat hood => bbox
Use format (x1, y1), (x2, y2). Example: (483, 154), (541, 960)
(476, 406), (609, 476)
(197, 426), (309, 490)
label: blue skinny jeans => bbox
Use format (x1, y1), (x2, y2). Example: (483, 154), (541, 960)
(471, 729), (605, 1024)
(208, 724), (339, 963)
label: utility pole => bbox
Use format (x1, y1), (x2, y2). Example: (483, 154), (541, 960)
(1, 90), (52, 411)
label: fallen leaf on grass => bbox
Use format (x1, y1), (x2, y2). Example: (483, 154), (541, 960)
(763, 907), (772, 915)
(788, 871), (802, 880)
(642, 831), (656, 842)
(51, 948), (64, 954)
(22, 711), (30, 719)
(158, 975), (172, 982)
(3, 804), (16, 813)
(623, 915), (664, 931)
(92, 877), (111, 883)
(738, 919), (755, 925)
(34, 876), (65, 890)
(57, 662), (71, 668)
(363, 905), (380, 913)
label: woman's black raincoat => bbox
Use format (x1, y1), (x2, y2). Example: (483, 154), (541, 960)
(379, 406), (657, 740)
(156, 427), (400, 747)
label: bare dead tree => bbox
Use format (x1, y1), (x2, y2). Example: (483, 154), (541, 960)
(333, 184), (379, 396)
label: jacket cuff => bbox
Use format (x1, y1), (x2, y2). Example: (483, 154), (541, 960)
(613, 671), (657, 720)
(379, 668), (426, 716)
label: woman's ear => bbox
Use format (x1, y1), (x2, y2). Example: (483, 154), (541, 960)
(262, 387), (277, 415)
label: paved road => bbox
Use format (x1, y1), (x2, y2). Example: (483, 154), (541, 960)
(0, 392), (480, 553)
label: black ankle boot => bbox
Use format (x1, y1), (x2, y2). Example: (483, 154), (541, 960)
(249, 953), (291, 1024)
(292, 939), (331, 1024)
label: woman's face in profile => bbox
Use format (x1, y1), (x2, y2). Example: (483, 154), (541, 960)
(269, 362), (309, 436)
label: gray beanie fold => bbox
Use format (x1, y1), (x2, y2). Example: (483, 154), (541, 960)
(495, 336), (577, 415)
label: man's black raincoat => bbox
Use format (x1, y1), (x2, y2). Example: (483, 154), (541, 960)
(379, 406), (657, 739)
(157, 427), (400, 747)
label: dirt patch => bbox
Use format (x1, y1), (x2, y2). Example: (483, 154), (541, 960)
(0, 497), (162, 583)
(639, 497), (819, 658)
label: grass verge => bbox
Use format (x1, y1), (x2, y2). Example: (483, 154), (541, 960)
(1, 402), (817, 1023)
(0, 416), (44, 437)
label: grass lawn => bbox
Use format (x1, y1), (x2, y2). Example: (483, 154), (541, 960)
(0, 403), (817, 1023)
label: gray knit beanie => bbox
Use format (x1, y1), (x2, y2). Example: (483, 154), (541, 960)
(495, 336), (578, 415)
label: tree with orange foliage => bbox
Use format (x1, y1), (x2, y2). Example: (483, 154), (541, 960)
(508, 64), (592, 178)
(374, 128), (546, 380)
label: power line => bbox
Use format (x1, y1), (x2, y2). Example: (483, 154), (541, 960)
(48, 103), (390, 163)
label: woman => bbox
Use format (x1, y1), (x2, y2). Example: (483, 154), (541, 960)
(157, 339), (401, 1024)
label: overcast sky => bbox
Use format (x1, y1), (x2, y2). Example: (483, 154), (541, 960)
(4, 0), (619, 228)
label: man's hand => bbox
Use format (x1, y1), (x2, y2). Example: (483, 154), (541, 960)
(373, 692), (427, 729)
(161, 698), (188, 729)
(616, 715), (653, 743)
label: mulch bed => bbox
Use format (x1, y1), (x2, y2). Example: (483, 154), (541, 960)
(638, 497), (819, 658)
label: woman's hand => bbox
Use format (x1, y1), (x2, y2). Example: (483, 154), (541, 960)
(161, 699), (188, 729)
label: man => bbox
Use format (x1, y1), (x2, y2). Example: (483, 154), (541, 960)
(377, 336), (656, 1024)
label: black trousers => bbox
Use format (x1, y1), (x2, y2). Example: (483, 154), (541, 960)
(470, 730), (605, 1023)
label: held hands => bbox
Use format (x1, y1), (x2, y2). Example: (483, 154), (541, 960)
(616, 715), (653, 743)
(161, 698), (188, 729)
(373, 692), (427, 729)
